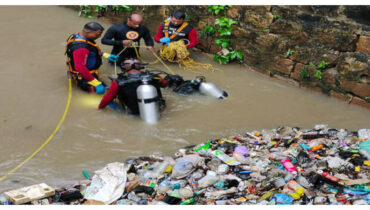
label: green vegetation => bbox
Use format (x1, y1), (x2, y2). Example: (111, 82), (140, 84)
(206, 5), (244, 64)
(215, 17), (237, 36)
(78, 5), (132, 18)
(200, 25), (215, 37)
(301, 60), (330, 80)
(213, 50), (243, 64)
(286, 49), (294, 56)
(273, 14), (280, 20)
(300, 65), (309, 80)
(78, 5), (93, 18)
(207, 5), (232, 15)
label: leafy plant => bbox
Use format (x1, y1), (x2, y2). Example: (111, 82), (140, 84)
(300, 65), (310, 80)
(308, 60), (330, 80)
(213, 49), (243, 64)
(318, 60), (329, 69)
(78, 5), (93, 18)
(273, 14), (280, 20)
(94, 5), (107, 17)
(286, 49), (294, 56)
(79, 5), (132, 17)
(314, 69), (322, 80)
(215, 17), (238, 27)
(263, 28), (270, 33)
(215, 17), (237, 36)
(200, 25), (215, 36)
(206, 6), (243, 64)
(215, 38), (231, 49)
(207, 5), (232, 15)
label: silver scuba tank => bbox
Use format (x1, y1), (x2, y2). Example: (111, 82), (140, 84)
(137, 77), (160, 124)
(199, 81), (228, 99)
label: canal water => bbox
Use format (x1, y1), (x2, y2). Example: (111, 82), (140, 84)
(0, 6), (369, 192)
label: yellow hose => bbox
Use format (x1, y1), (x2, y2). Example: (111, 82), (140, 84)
(0, 78), (73, 182)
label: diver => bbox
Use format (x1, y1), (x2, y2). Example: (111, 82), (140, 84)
(65, 22), (119, 94)
(165, 75), (228, 99)
(154, 11), (198, 48)
(98, 58), (167, 116)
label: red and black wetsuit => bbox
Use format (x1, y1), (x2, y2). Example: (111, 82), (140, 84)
(101, 22), (154, 65)
(66, 33), (102, 91)
(98, 72), (168, 115)
(154, 21), (198, 48)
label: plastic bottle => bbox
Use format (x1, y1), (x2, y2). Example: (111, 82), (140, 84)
(281, 159), (298, 173)
(180, 198), (195, 205)
(233, 152), (249, 164)
(318, 170), (339, 182)
(287, 180), (304, 196)
(296, 176), (311, 189)
(217, 164), (229, 175)
(127, 191), (140, 202)
(358, 129), (370, 140)
(310, 144), (324, 152)
(170, 189), (180, 198)
(284, 172), (297, 182)
(273, 177), (286, 188)
(152, 161), (170, 178)
(0, 195), (10, 205)
(116, 200), (128, 205)
(198, 170), (219, 188)
(212, 150), (240, 166)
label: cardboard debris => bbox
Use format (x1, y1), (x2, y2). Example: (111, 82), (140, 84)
(4, 183), (54, 205)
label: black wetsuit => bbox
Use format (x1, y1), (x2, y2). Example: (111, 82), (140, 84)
(101, 22), (154, 65)
(116, 73), (164, 115)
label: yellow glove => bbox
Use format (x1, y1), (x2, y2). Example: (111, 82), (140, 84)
(87, 78), (102, 87)
(103, 53), (119, 62)
(88, 79), (105, 94)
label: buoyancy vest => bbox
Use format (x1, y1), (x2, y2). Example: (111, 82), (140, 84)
(65, 33), (102, 76)
(115, 73), (163, 115)
(162, 21), (192, 42)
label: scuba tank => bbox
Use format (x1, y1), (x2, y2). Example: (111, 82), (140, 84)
(137, 75), (161, 124)
(194, 76), (228, 99)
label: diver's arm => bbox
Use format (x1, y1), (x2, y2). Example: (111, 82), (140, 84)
(153, 25), (164, 43)
(72, 48), (95, 81)
(98, 81), (118, 109)
(186, 29), (199, 48)
(101, 26), (122, 46)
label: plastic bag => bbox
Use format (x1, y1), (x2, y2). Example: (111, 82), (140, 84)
(171, 155), (203, 179)
(358, 129), (370, 141)
(270, 193), (293, 205)
(84, 162), (127, 204)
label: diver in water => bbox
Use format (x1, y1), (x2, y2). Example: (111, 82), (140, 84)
(165, 75), (228, 99)
(98, 58), (167, 115)
(65, 22), (118, 94)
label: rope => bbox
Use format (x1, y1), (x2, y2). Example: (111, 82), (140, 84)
(159, 40), (219, 73)
(0, 78), (73, 182)
(111, 41), (176, 75)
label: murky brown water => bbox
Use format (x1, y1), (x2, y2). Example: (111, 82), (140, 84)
(0, 6), (369, 192)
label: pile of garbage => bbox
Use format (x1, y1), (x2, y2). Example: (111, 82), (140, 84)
(1, 125), (370, 205)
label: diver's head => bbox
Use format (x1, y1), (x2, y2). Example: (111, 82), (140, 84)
(165, 74), (184, 87)
(82, 22), (104, 40)
(120, 58), (144, 73)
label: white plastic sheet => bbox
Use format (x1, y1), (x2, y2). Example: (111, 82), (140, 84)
(84, 162), (127, 204)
